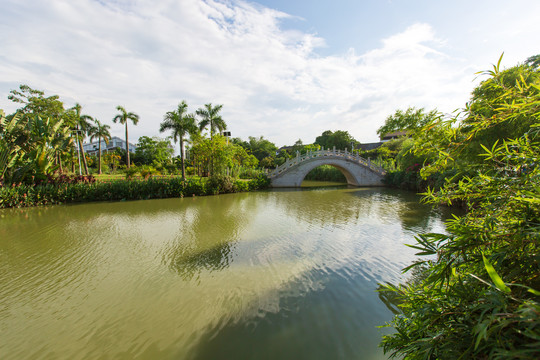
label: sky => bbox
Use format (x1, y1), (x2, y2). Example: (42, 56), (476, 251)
(0, 0), (539, 148)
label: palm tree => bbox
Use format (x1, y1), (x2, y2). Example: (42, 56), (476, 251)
(69, 103), (93, 175)
(196, 103), (226, 140)
(88, 118), (111, 175)
(112, 106), (139, 168)
(160, 101), (198, 181)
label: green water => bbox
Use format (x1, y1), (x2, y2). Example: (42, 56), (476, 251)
(0, 187), (454, 359)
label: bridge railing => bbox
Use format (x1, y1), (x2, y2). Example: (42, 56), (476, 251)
(268, 148), (386, 178)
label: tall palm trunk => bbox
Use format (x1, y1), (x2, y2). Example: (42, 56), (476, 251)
(98, 137), (102, 175)
(71, 147), (75, 173)
(78, 138), (89, 175)
(125, 123), (130, 168)
(180, 138), (186, 181)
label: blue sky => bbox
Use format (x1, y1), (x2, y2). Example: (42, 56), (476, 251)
(0, 0), (539, 148)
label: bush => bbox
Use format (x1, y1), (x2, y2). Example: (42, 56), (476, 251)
(205, 174), (235, 195)
(124, 166), (139, 180)
(139, 165), (160, 179)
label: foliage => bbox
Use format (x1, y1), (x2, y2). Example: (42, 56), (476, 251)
(376, 107), (440, 138)
(101, 152), (121, 172)
(124, 165), (139, 180)
(134, 136), (174, 167)
(139, 165), (160, 179)
(380, 55), (540, 359)
(112, 105), (139, 168)
(87, 118), (111, 175)
(234, 135), (278, 162)
(314, 130), (359, 150)
(0, 111), (72, 184)
(8, 84), (65, 121)
(0, 174), (271, 208)
(191, 135), (254, 176)
(196, 103), (226, 139)
(160, 100), (198, 180)
(205, 174), (235, 194)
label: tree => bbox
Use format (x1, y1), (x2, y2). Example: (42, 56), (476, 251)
(314, 130), (359, 150)
(134, 136), (174, 168)
(160, 101), (197, 180)
(8, 85), (72, 174)
(8, 84), (65, 121)
(88, 119), (111, 175)
(244, 136), (277, 161)
(112, 106), (139, 169)
(67, 103), (93, 175)
(376, 107), (439, 139)
(196, 103), (226, 140)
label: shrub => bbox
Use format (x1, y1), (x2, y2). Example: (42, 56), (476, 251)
(139, 165), (159, 179)
(206, 174), (235, 195)
(124, 166), (139, 180)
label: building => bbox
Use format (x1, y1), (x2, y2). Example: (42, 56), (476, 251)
(380, 130), (409, 142)
(82, 136), (136, 155)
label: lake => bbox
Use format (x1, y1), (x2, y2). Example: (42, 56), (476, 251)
(0, 186), (453, 359)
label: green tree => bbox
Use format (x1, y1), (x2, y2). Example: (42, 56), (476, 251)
(87, 119), (111, 175)
(246, 136), (278, 161)
(160, 101), (198, 180)
(196, 103), (226, 140)
(314, 130), (359, 150)
(112, 106), (139, 169)
(134, 136), (174, 168)
(8, 84), (65, 121)
(376, 107), (440, 139)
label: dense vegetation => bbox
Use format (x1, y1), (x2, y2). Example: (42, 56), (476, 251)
(0, 174), (270, 208)
(378, 55), (540, 359)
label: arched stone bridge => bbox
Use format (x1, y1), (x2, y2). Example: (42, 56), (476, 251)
(269, 148), (386, 187)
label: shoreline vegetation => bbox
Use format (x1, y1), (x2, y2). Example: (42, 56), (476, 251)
(0, 174), (270, 209)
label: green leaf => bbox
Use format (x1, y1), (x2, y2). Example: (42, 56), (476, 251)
(482, 253), (511, 294)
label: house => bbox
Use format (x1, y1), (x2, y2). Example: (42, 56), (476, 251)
(82, 136), (136, 155)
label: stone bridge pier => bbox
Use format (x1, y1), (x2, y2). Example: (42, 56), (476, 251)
(268, 148), (386, 187)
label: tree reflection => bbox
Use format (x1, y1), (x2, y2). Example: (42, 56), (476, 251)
(162, 193), (260, 280)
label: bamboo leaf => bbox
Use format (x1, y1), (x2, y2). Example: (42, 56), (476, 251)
(482, 253), (511, 294)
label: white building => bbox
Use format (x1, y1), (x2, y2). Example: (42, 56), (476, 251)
(82, 136), (136, 155)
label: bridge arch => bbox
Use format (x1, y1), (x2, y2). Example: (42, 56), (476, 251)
(269, 149), (385, 188)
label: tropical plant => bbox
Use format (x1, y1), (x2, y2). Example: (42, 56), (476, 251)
(1, 112), (71, 184)
(88, 119), (111, 175)
(380, 55), (540, 359)
(112, 105), (139, 168)
(160, 101), (198, 180)
(196, 103), (226, 140)
(0, 110), (23, 183)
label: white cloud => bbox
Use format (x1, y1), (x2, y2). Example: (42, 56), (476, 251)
(0, 0), (533, 148)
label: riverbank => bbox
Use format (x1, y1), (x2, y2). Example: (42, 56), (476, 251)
(0, 174), (270, 209)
